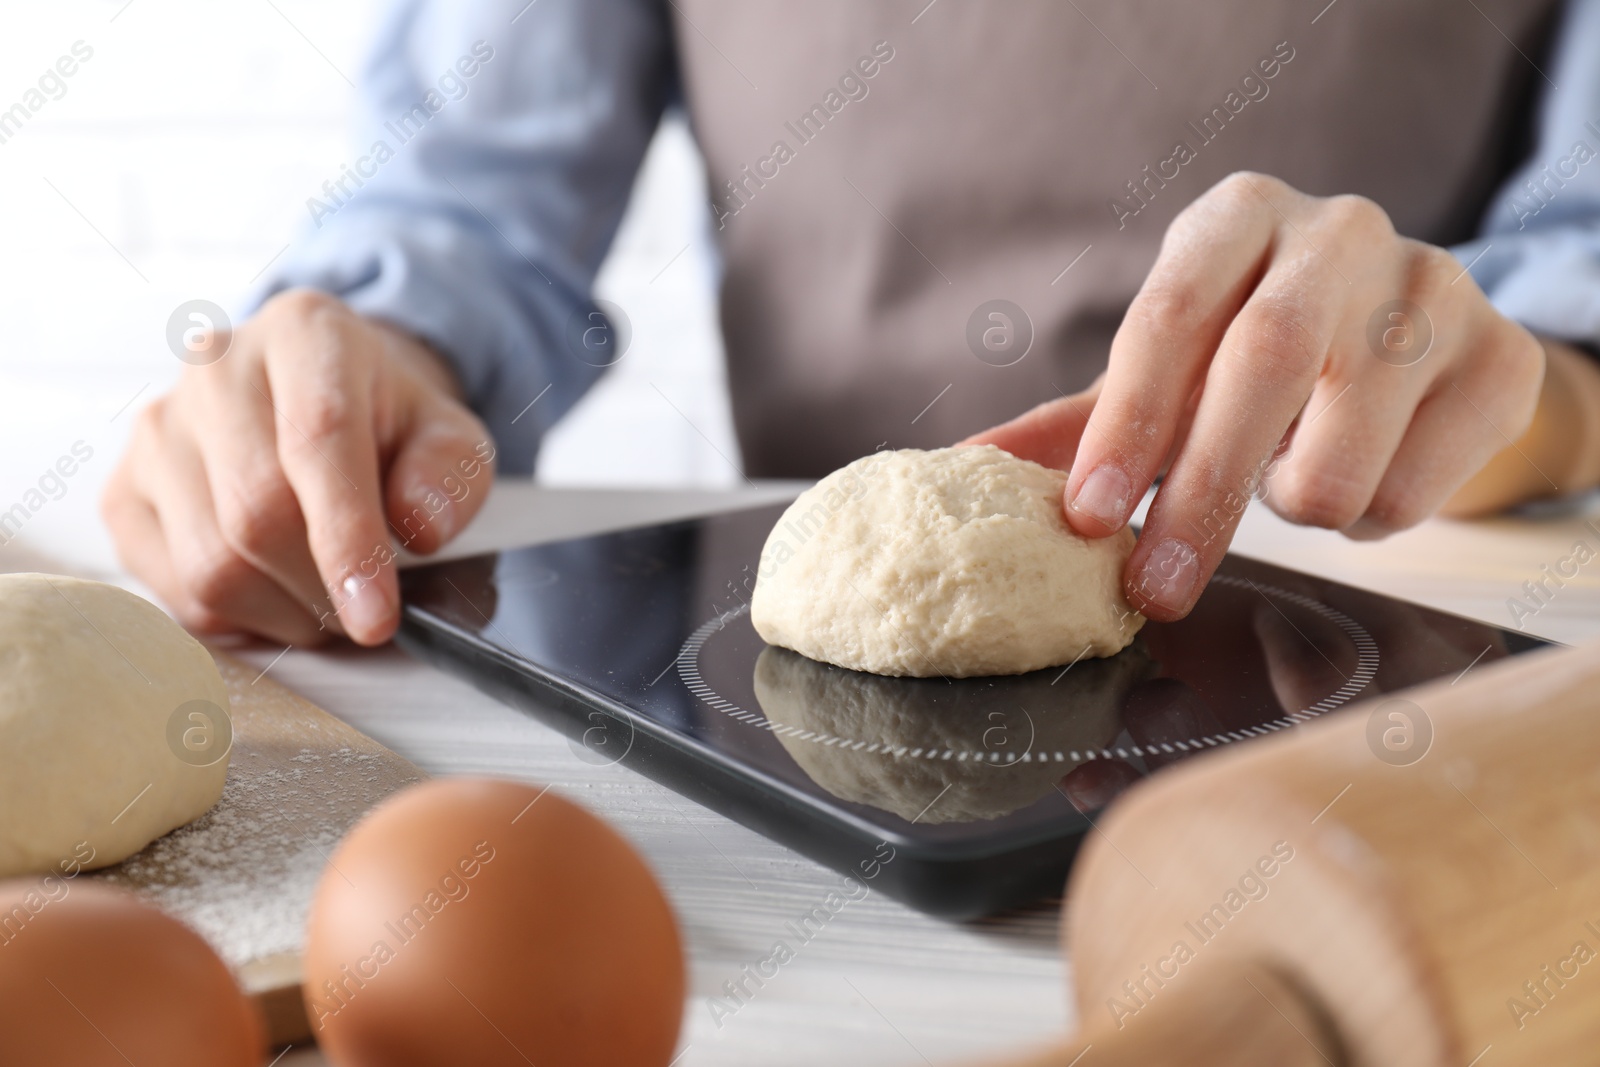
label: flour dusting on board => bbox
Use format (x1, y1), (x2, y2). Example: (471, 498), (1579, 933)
(90, 656), (425, 970)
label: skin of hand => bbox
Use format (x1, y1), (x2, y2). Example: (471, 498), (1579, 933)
(102, 288), (497, 646)
(1441, 335), (1600, 517)
(966, 171), (1566, 623)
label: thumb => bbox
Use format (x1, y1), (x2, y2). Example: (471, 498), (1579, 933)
(959, 381), (1103, 472)
(384, 393), (498, 556)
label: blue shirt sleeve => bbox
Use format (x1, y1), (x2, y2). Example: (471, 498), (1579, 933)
(251, 0), (675, 474)
(1455, 0), (1600, 349)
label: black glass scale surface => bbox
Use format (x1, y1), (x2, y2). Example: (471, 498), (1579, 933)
(396, 504), (1551, 919)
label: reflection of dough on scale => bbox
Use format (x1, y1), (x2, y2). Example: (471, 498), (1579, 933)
(752, 644), (1153, 824)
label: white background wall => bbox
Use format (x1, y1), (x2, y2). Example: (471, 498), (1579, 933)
(0, 0), (737, 575)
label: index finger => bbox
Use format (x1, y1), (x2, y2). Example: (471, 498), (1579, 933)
(1129, 243), (1347, 621)
(1064, 174), (1280, 537)
(264, 312), (398, 645)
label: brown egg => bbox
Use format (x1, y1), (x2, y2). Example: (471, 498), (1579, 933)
(304, 777), (684, 1067)
(0, 878), (262, 1066)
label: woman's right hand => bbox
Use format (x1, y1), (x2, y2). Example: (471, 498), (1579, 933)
(102, 289), (497, 646)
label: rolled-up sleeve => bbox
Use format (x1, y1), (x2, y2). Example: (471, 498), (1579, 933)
(1454, 0), (1600, 349)
(253, 0), (675, 473)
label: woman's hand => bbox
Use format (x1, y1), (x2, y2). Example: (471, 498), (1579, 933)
(968, 172), (1548, 622)
(102, 289), (496, 646)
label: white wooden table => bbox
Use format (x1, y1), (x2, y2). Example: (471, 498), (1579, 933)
(23, 482), (1600, 1066)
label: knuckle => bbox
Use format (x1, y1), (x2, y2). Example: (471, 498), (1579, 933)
(287, 392), (355, 445)
(1216, 170), (1280, 202)
(1177, 171), (1273, 231)
(1324, 193), (1393, 239)
(1456, 324), (1544, 438)
(181, 541), (255, 612)
(259, 290), (367, 365)
(177, 600), (231, 634)
(261, 287), (345, 328)
(132, 397), (166, 437)
(1361, 492), (1425, 535)
(1129, 280), (1213, 338)
(99, 454), (143, 513)
(1271, 489), (1364, 531)
(1399, 241), (1465, 310)
(218, 472), (300, 556)
(1489, 322), (1545, 391)
(1235, 300), (1326, 381)
(1410, 241), (1462, 285)
(1267, 466), (1369, 529)
(99, 476), (134, 529)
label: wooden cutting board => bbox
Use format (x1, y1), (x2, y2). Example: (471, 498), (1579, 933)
(88, 650), (426, 1046)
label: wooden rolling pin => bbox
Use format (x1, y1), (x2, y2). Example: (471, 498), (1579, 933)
(982, 637), (1600, 1067)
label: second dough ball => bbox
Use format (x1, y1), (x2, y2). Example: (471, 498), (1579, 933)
(0, 574), (232, 878)
(751, 446), (1144, 677)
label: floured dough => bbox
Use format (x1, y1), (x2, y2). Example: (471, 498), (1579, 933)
(751, 445), (1144, 677)
(0, 574), (232, 878)
(754, 644), (1152, 822)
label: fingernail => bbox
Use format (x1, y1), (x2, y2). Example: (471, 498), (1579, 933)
(431, 500), (457, 542)
(1069, 465), (1131, 529)
(400, 486), (457, 547)
(418, 495), (456, 543)
(1133, 538), (1201, 615)
(340, 573), (393, 638)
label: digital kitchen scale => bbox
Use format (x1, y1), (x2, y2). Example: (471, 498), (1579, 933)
(396, 504), (1551, 919)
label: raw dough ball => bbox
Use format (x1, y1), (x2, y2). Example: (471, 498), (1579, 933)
(0, 574), (231, 878)
(751, 446), (1144, 677)
(753, 643), (1153, 822)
